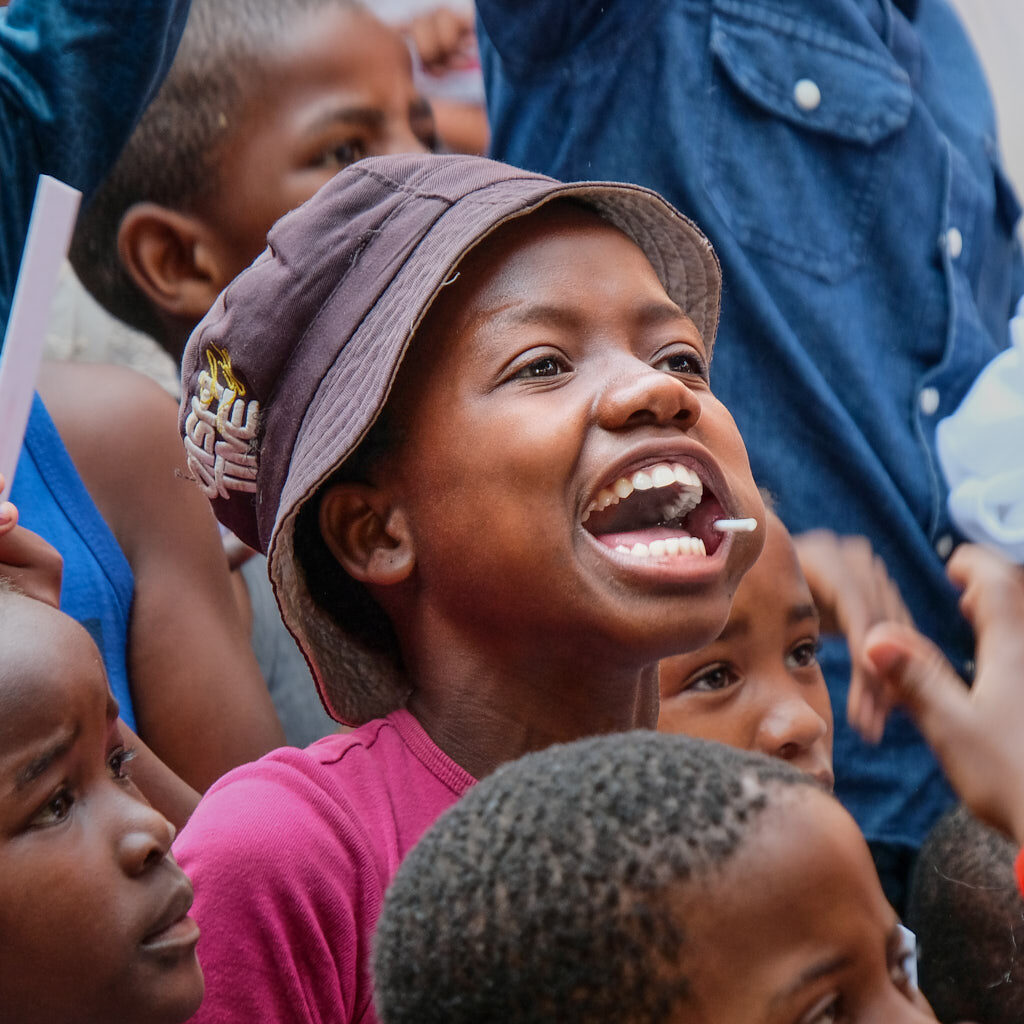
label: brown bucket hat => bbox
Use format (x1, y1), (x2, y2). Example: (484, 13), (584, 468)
(179, 153), (722, 726)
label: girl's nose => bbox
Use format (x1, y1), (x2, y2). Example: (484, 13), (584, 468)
(115, 789), (177, 876)
(596, 361), (702, 432)
(756, 689), (829, 765)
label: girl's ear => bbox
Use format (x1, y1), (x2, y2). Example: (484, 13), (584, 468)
(317, 483), (415, 586)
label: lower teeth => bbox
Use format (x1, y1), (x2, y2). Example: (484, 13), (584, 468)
(614, 537), (707, 558)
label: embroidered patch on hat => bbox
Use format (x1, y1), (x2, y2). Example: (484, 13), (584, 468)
(183, 345), (259, 500)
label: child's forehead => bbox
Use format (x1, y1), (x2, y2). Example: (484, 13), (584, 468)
(417, 203), (683, 336)
(0, 597), (110, 720)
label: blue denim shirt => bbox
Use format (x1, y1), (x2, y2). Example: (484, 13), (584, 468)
(478, 0), (1024, 848)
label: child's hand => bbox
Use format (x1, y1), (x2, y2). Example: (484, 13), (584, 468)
(793, 529), (913, 743)
(863, 544), (1024, 847)
(0, 480), (63, 608)
(402, 6), (477, 76)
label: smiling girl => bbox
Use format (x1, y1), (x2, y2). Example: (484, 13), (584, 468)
(172, 153), (764, 1023)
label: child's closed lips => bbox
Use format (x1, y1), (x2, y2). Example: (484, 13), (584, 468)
(138, 865), (199, 957)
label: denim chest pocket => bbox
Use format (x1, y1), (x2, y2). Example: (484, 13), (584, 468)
(705, 0), (913, 281)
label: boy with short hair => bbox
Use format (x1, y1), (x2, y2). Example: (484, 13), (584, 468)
(374, 731), (931, 1024)
(70, 0), (438, 363)
(907, 804), (1024, 1024)
(173, 152), (765, 1023)
(69, 0), (443, 746)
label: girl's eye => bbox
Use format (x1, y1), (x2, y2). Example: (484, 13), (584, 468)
(654, 349), (708, 379)
(800, 993), (841, 1024)
(31, 787), (75, 828)
(889, 926), (916, 995)
(684, 663), (739, 693)
(513, 355), (566, 380)
(310, 140), (368, 171)
(890, 958), (912, 992)
(108, 746), (137, 782)
(786, 639), (822, 670)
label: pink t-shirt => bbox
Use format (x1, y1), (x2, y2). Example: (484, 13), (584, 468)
(174, 709), (475, 1023)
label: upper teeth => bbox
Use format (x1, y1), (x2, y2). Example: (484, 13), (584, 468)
(584, 463), (702, 521)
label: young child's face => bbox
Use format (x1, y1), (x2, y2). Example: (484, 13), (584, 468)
(658, 512), (834, 786)
(379, 204), (765, 665)
(197, 4), (436, 282)
(675, 788), (939, 1023)
(0, 596), (202, 1024)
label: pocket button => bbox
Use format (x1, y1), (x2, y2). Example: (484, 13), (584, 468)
(918, 386), (940, 416)
(793, 78), (822, 111)
(943, 227), (964, 259)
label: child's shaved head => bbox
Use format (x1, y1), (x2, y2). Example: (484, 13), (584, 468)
(373, 732), (818, 1024)
(908, 804), (1024, 1023)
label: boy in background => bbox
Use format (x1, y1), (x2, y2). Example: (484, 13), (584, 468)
(908, 804), (1024, 1024)
(71, 0), (438, 364)
(70, 0), (441, 744)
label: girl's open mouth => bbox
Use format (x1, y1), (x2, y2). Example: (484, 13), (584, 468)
(582, 461), (725, 558)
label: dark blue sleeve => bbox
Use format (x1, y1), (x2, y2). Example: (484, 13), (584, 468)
(475, 0), (628, 70)
(0, 0), (191, 327)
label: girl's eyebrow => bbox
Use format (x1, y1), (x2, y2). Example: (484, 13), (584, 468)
(486, 298), (691, 332)
(14, 726), (79, 791)
(787, 602), (820, 626)
(769, 953), (853, 1008)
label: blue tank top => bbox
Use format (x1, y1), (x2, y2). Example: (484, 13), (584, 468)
(12, 395), (136, 728)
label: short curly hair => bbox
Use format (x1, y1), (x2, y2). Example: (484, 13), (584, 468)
(69, 0), (357, 346)
(373, 731), (820, 1024)
(907, 804), (1024, 1024)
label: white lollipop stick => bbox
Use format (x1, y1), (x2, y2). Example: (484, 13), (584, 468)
(713, 518), (758, 533)
(0, 175), (82, 501)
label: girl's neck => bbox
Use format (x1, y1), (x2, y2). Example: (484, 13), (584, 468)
(404, 628), (659, 779)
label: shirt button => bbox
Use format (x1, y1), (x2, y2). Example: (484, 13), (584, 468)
(793, 78), (822, 111)
(945, 227), (963, 259)
(935, 534), (954, 560)
(918, 386), (940, 416)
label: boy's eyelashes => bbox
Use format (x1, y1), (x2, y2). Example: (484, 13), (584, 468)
(29, 784), (76, 830)
(668, 636), (821, 695)
(502, 343), (710, 386)
(511, 354), (568, 380)
(679, 662), (740, 694)
(410, 100), (440, 152)
(108, 745), (137, 784)
(308, 139), (370, 172)
(796, 991), (843, 1024)
(793, 930), (916, 1024)
(653, 348), (709, 381)
(785, 637), (822, 671)
(887, 925), (916, 994)
(26, 745), (136, 830)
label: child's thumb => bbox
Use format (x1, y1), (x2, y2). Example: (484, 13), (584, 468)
(863, 622), (970, 756)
